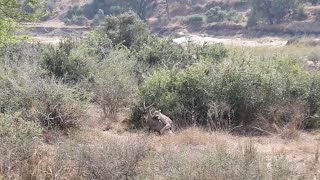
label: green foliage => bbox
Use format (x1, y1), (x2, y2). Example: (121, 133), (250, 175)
(205, 6), (240, 23)
(40, 38), (90, 83)
(248, 0), (302, 25)
(132, 50), (318, 130)
(0, 113), (41, 178)
(187, 14), (204, 24)
(0, 114), (41, 157)
(0, 0), (41, 46)
(205, 6), (226, 22)
(90, 49), (138, 117)
(134, 36), (187, 68)
(189, 43), (229, 62)
(0, 43), (87, 130)
(63, 0), (155, 25)
(95, 12), (151, 49)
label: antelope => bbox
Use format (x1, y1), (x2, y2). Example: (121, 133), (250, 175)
(141, 101), (173, 135)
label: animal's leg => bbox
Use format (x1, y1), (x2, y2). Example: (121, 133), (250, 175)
(160, 124), (171, 135)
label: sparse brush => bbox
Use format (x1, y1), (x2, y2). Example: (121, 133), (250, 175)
(77, 136), (150, 179)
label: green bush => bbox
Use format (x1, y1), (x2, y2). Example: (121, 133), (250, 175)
(131, 51), (319, 131)
(187, 14), (204, 24)
(0, 43), (87, 130)
(247, 0), (302, 25)
(95, 12), (151, 50)
(135, 62), (211, 127)
(205, 6), (226, 22)
(62, 0), (154, 25)
(205, 7), (240, 23)
(0, 114), (41, 179)
(90, 49), (138, 117)
(40, 38), (90, 84)
(134, 36), (187, 69)
(0, 70), (86, 129)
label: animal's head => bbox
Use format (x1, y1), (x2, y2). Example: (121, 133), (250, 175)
(140, 100), (155, 122)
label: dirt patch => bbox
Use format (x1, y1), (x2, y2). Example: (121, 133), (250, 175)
(173, 34), (287, 47)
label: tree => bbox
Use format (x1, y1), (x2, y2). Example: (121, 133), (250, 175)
(247, 0), (301, 25)
(0, 0), (39, 46)
(95, 11), (151, 49)
(121, 0), (155, 20)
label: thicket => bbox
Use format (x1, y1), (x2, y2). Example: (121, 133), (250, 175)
(2, 10), (320, 179)
(0, 43), (87, 130)
(62, 0), (155, 25)
(247, 0), (302, 26)
(205, 6), (240, 23)
(3, 11), (320, 135)
(134, 51), (320, 132)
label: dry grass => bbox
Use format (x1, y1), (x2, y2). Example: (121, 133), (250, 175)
(3, 107), (320, 179)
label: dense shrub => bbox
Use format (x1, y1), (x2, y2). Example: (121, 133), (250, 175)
(62, 0), (155, 25)
(205, 6), (226, 22)
(134, 36), (187, 69)
(131, 51), (319, 131)
(247, 0), (302, 25)
(40, 38), (90, 83)
(205, 6), (240, 23)
(186, 14), (204, 25)
(0, 43), (87, 130)
(95, 12), (151, 50)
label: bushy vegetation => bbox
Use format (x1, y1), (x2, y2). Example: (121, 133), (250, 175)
(0, 43), (87, 130)
(40, 38), (90, 83)
(186, 14), (204, 25)
(205, 6), (240, 23)
(94, 12), (151, 49)
(247, 0), (302, 25)
(91, 50), (137, 117)
(62, 0), (155, 25)
(0, 114), (42, 179)
(4, 11), (320, 133)
(2, 8), (320, 178)
(132, 46), (320, 132)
